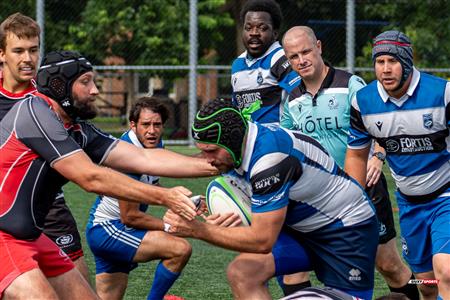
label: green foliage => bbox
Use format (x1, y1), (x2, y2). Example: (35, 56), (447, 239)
(65, 0), (233, 65)
(355, 0), (450, 68)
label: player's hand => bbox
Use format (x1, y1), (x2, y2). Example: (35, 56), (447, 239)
(165, 186), (196, 220)
(202, 212), (242, 227)
(163, 209), (198, 237)
(366, 156), (382, 187)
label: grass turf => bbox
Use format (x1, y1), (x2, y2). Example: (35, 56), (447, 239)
(64, 145), (400, 299)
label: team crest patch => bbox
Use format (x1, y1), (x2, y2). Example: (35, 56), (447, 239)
(423, 113), (433, 129)
(257, 71), (263, 85)
(328, 96), (338, 109)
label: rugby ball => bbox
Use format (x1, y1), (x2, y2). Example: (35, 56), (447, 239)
(206, 175), (252, 226)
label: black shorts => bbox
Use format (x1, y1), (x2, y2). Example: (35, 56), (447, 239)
(365, 173), (396, 244)
(43, 191), (84, 261)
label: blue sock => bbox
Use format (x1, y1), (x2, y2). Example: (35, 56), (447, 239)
(147, 262), (180, 300)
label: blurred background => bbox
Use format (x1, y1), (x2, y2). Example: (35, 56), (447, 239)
(2, 0), (449, 143)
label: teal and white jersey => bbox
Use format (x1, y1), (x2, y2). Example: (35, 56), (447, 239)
(281, 66), (365, 167)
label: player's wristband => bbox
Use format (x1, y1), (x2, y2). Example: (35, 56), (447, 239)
(163, 222), (171, 232)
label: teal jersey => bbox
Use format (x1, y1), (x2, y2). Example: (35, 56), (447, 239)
(281, 66), (366, 167)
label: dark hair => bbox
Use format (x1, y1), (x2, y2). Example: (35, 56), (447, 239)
(0, 13), (40, 50)
(240, 0), (282, 30)
(129, 96), (170, 124)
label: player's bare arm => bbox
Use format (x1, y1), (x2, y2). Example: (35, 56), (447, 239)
(366, 142), (385, 187)
(164, 207), (286, 253)
(344, 146), (370, 187)
(104, 141), (219, 177)
(52, 151), (197, 220)
(118, 200), (166, 231)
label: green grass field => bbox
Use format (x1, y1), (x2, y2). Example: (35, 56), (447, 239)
(64, 145), (401, 299)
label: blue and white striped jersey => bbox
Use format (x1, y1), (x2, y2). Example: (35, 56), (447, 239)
(235, 122), (375, 233)
(87, 130), (163, 226)
(231, 42), (300, 125)
(348, 68), (450, 200)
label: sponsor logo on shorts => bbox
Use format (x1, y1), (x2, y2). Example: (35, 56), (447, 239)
(348, 268), (361, 281)
(56, 234), (73, 246)
(408, 279), (439, 285)
(379, 222), (387, 236)
(401, 237), (408, 256)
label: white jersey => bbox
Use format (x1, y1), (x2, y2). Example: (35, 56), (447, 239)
(87, 130), (161, 226)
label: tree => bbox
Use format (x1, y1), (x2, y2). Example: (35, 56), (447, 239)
(66, 0), (233, 66)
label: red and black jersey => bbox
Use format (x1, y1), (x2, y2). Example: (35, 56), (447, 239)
(0, 94), (117, 240)
(0, 76), (37, 120)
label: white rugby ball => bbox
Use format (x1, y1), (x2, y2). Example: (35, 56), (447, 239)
(206, 175), (252, 226)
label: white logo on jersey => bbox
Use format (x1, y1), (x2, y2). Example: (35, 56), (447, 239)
(61, 100), (71, 107)
(423, 113), (433, 129)
(328, 96), (338, 109)
(254, 174), (280, 190)
(348, 268), (362, 281)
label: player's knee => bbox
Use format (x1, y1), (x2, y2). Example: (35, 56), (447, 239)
(173, 238), (192, 262)
(227, 259), (247, 285)
(226, 257), (265, 286)
(376, 255), (406, 278)
(434, 264), (450, 286)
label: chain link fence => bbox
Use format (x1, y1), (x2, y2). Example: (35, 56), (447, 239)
(2, 0), (449, 143)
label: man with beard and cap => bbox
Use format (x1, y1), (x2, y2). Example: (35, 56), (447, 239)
(0, 50), (218, 299)
(281, 26), (419, 300)
(164, 97), (378, 300)
(231, 0), (300, 125)
(345, 30), (450, 300)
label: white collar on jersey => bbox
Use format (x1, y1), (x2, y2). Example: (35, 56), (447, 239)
(235, 122), (257, 175)
(127, 129), (144, 148)
(377, 67), (420, 106)
(244, 41), (281, 66)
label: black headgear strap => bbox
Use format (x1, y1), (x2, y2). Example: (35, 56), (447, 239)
(37, 50), (93, 119)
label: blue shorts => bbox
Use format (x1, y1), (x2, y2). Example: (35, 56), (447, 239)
(397, 188), (450, 273)
(272, 216), (378, 295)
(86, 220), (147, 274)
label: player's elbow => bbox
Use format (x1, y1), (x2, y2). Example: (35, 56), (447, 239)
(76, 167), (109, 194)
